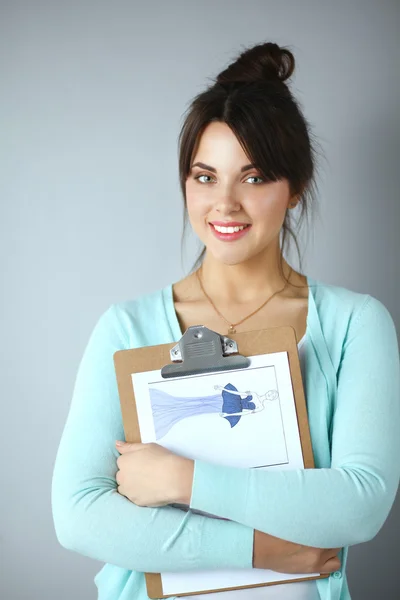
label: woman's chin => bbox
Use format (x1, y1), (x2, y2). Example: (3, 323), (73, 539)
(206, 245), (256, 266)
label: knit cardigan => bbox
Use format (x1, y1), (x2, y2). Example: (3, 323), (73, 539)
(51, 275), (400, 600)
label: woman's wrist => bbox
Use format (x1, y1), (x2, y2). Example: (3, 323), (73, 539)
(173, 457), (194, 505)
(252, 529), (275, 569)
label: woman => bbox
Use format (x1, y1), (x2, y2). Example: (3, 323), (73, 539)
(51, 42), (400, 600)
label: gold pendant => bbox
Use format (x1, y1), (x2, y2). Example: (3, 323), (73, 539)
(228, 325), (236, 334)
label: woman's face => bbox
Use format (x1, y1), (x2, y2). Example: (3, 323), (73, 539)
(185, 121), (294, 266)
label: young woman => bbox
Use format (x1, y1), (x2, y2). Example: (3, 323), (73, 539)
(51, 42), (400, 600)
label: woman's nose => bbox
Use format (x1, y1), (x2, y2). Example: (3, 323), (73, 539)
(214, 195), (241, 215)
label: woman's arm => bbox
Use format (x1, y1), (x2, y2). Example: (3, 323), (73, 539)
(51, 305), (254, 573)
(188, 295), (400, 549)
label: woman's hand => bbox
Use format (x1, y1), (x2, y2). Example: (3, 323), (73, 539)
(115, 441), (194, 508)
(253, 529), (342, 574)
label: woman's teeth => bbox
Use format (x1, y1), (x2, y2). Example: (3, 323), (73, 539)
(213, 224), (248, 233)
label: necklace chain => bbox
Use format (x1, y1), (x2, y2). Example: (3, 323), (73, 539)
(196, 266), (291, 334)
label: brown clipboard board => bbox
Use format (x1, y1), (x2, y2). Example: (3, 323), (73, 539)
(113, 324), (329, 598)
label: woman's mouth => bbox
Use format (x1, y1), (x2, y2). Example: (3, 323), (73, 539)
(209, 222), (252, 242)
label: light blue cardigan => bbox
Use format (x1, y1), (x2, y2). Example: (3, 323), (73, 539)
(51, 275), (400, 600)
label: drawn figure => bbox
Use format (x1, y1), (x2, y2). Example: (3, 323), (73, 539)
(148, 383), (279, 439)
(214, 384), (279, 426)
(217, 383), (255, 428)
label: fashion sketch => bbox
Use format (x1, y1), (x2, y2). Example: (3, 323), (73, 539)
(148, 383), (279, 440)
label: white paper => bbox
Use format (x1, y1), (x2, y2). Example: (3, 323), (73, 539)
(131, 351), (319, 595)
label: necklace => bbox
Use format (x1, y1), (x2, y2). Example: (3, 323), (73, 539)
(196, 266), (291, 334)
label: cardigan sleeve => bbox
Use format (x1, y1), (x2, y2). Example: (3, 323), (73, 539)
(51, 304), (254, 573)
(189, 295), (400, 549)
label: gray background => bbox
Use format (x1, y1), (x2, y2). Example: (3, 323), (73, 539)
(1, 0), (399, 598)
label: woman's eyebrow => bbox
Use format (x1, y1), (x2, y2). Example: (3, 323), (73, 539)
(191, 162), (256, 173)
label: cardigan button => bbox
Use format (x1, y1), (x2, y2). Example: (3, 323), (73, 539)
(332, 571), (342, 579)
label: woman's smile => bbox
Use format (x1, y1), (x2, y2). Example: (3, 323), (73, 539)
(209, 221), (252, 242)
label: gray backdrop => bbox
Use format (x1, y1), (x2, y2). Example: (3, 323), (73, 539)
(1, 1), (399, 599)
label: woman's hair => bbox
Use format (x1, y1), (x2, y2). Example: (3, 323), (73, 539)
(177, 41), (323, 286)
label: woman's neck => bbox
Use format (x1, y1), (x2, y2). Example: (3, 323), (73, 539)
(199, 249), (298, 305)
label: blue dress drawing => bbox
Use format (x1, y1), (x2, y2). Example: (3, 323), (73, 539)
(148, 382), (278, 440)
(220, 383), (255, 427)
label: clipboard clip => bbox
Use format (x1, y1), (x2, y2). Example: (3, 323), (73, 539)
(161, 325), (250, 378)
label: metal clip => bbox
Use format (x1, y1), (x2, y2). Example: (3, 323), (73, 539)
(161, 325), (250, 378)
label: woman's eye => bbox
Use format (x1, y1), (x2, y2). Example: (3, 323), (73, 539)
(245, 176), (264, 184)
(194, 174), (214, 184)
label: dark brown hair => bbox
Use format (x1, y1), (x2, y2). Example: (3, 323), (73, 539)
(178, 41), (323, 286)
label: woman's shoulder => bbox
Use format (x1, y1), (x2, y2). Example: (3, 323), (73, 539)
(108, 284), (176, 346)
(309, 275), (395, 332)
(115, 284), (169, 317)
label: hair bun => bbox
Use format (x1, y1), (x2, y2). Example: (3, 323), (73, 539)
(216, 42), (295, 87)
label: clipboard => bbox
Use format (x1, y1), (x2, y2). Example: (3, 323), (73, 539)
(113, 324), (329, 598)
